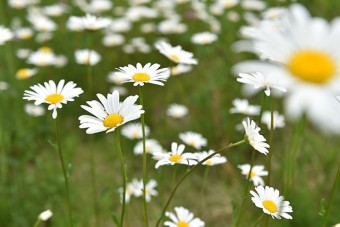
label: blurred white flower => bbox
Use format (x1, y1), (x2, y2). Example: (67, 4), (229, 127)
(230, 98), (260, 115)
(121, 122), (150, 140)
(0, 26), (13, 45)
(195, 150), (227, 166)
(28, 14), (57, 32)
(75, 49), (101, 66)
(164, 207), (205, 227)
(42, 3), (68, 17)
(238, 164), (268, 186)
(38, 209), (53, 221)
(179, 131), (207, 149)
(155, 41), (198, 65)
(68, 14), (111, 31)
(118, 178), (142, 203)
(191, 32), (218, 45)
(109, 86), (128, 96)
(0, 81), (9, 91)
(102, 34), (125, 47)
(134, 139), (163, 155)
(241, 0), (266, 11)
(261, 111), (285, 130)
(27, 47), (56, 67)
(171, 64), (192, 76)
(16, 68), (37, 80)
(16, 48), (32, 59)
(25, 103), (45, 117)
(167, 103), (189, 118)
(14, 27), (33, 40)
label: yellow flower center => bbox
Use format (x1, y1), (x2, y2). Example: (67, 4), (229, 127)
(17, 69), (30, 79)
(21, 32), (32, 40)
(262, 200), (278, 213)
(132, 131), (140, 138)
(169, 54), (180, 62)
(45, 93), (64, 104)
(103, 114), (124, 128)
(39, 47), (52, 53)
(83, 55), (90, 65)
(249, 171), (256, 178)
(169, 154), (182, 163)
(132, 73), (150, 82)
(177, 221), (189, 227)
(205, 159), (213, 166)
(287, 50), (336, 84)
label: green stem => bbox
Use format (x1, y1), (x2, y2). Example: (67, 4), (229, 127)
(33, 219), (41, 227)
(115, 130), (126, 227)
(266, 96), (275, 186)
(253, 213), (264, 227)
(155, 140), (245, 227)
(55, 118), (73, 227)
(199, 167), (210, 212)
(86, 32), (93, 96)
(139, 86), (149, 227)
(322, 165), (340, 227)
(90, 145), (99, 226)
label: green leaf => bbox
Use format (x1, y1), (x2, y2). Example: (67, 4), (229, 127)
(111, 213), (121, 227)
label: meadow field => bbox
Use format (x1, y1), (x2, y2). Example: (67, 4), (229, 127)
(0, 0), (339, 226)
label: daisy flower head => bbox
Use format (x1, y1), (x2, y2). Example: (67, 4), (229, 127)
(79, 90), (144, 134)
(23, 80), (84, 119)
(242, 118), (269, 155)
(153, 142), (197, 169)
(144, 179), (158, 202)
(171, 64), (192, 76)
(25, 104), (45, 117)
(261, 111), (285, 130)
(191, 32), (218, 45)
(179, 131), (207, 150)
(75, 49), (101, 66)
(118, 178), (143, 203)
(0, 26), (13, 45)
(250, 185), (293, 219)
(167, 103), (189, 118)
(134, 139), (163, 155)
(27, 47), (56, 67)
(114, 63), (170, 86)
(38, 209), (53, 221)
(237, 72), (287, 96)
(16, 68), (37, 80)
(238, 164), (268, 186)
(230, 98), (260, 115)
(67, 14), (111, 31)
(233, 4), (340, 134)
(155, 41), (198, 65)
(164, 206), (205, 227)
(121, 122), (150, 139)
(196, 150), (227, 166)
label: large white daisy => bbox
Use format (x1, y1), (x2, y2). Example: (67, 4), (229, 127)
(79, 90), (144, 134)
(23, 80), (83, 119)
(250, 185), (293, 219)
(114, 63), (170, 86)
(164, 206), (205, 227)
(233, 3), (340, 134)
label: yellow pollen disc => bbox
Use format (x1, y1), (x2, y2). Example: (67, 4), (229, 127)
(205, 160), (213, 166)
(132, 132), (140, 138)
(262, 200), (278, 213)
(177, 221), (189, 227)
(45, 93), (64, 104)
(103, 114), (124, 128)
(169, 154), (182, 163)
(39, 47), (52, 53)
(287, 50), (336, 84)
(17, 69), (30, 79)
(21, 33), (32, 40)
(83, 56), (90, 65)
(132, 73), (150, 82)
(249, 171), (256, 178)
(169, 54), (180, 62)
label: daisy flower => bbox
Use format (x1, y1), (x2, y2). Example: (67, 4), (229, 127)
(144, 179), (158, 202)
(0, 26), (13, 45)
(238, 164), (268, 186)
(16, 68), (37, 80)
(121, 122), (150, 139)
(233, 4), (340, 134)
(75, 49), (101, 66)
(23, 80), (84, 119)
(164, 206), (205, 227)
(261, 111), (285, 130)
(230, 98), (260, 115)
(242, 118), (269, 155)
(179, 131), (207, 150)
(155, 41), (198, 65)
(153, 142), (197, 169)
(118, 178), (143, 203)
(0, 81), (9, 91)
(195, 150), (227, 166)
(250, 185), (293, 219)
(38, 209), (53, 221)
(25, 104), (45, 117)
(114, 63), (170, 86)
(191, 32), (218, 45)
(133, 139), (163, 155)
(237, 72), (287, 96)
(27, 47), (56, 67)
(67, 14), (111, 31)
(167, 103), (189, 118)
(79, 90), (144, 134)
(171, 64), (192, 76)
